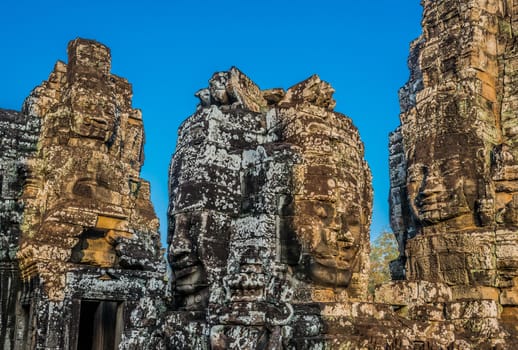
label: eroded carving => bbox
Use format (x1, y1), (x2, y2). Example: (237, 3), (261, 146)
(5, 38), (165, 349)
(167, 68), (372, 349)
(278, 78), (371, 292)
(389, 0), (518, 342)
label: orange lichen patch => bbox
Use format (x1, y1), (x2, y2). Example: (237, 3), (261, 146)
(17, 245), (40, 280)
(80, 235), (117, 267)
(476, 71), (496, 89)
(311, 288), (338, 302)
(451, 285), (500, 301)
(19, 261), (38, 281)
(481, 81), (497, 102)
(501, 306), (518, 332)
(500, 285), (518, 305)
(495, 192), (513, 209)
(96, 215), (128, 231)
(73, 227), (132, 267)
(105, 229), (132, 243)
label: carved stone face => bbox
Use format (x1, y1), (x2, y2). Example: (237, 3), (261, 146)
(293, 168), (364, 288)
(406, 133), (481, 230)
(407, 156), (473, 225)
(276, 103), (371, 290)
(302, 201), (361, 287)
(68, 160), (117, 204)
(168, 212), (209, 310)
(71, 95), (116, 141)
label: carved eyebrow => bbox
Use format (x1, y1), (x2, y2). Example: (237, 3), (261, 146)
(439, 156), (462, 169)
(407, 164), (427, 178)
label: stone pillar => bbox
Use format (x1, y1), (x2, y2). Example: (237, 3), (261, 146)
(0, 108), (40, 349)
(10, 38), (165, 349)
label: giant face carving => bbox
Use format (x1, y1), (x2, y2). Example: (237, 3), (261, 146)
(71, 93), (116, 141)
(405, 132), (482, 231)
(407, 156), (472, 225)
(287, 118), (370, 289)
(298, 198), (363, 287)
(168, 212), (209, 310)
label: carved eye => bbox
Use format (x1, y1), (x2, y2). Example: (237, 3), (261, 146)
(440, 156), (461, 177)
(407, 165), (426, 183)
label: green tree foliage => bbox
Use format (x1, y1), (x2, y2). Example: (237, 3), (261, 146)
(369, 231), (399, 294)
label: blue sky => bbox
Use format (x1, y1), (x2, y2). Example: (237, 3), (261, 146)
(0, 1), (423, 244)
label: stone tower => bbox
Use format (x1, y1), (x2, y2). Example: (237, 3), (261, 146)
(390, 0), (518, 334)
(0, 38), (165, 349)
(166, 68), (372, 349)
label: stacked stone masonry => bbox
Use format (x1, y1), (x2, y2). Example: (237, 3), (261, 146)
(1, 39), (165, 350)
(0, 0), (518, 348)
(0, 108), (40, 349)
(165, 69), (373, 349)
(388, 0), (518, 347)
(164, 65), (517, 348)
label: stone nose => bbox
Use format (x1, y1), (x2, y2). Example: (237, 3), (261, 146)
(168, 242), (197, 270)
(170, 235), (192, 257)
(169, 225), (195, 261)
(420, 176), (442, 197)
(337, 230), (355, 246)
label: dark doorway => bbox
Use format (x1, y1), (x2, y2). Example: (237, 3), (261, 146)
(77, 300), (122, 350)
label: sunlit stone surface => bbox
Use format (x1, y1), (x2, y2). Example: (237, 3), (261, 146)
(1, 1), (518, 344)
(0, 38), (165, 349)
